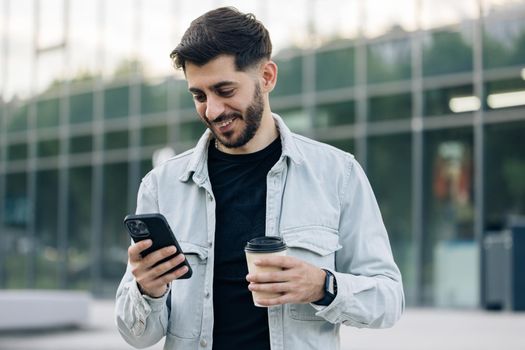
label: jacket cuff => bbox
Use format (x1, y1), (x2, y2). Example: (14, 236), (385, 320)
(312, 270), (350, 324)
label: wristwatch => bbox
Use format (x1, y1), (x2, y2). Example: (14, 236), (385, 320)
(313, 269), (337, 306)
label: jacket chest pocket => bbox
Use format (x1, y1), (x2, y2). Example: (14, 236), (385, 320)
(282, 227), (341, 321)
(167, 242), (208, 339)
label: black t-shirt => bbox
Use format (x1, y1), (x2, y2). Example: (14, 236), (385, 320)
(208, 137), (282, 350)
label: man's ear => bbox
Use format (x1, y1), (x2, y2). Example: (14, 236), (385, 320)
(259, 60), (278, 93)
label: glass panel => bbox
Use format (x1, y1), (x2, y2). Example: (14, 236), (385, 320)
(3, 172), (29, 288)
(179, 120), (206, 143)
(424, 84), (474, 117)
(104, 85), (129, 119)
(37, 139), (60, 158)
(141, 81), (168, 115)
(37, 98), (60, 129)
(314, 101), (355, 127)
(272, 54), (303, 96)
(322, 138), (355, 154)
(175, 79), (195, 110)
(485, 121), (525, 227)
(485, 78), (525, 111)
(141, 125), (168, 147)
(70, 135), (93, 154)
(70, 92), (93, 124)
(367, 38), (411, 84)
(315, 47), (355, 91)
(423, 29), (473, 77)
(141, 159), (153, 178)
(104, 131), (129, 150)
(101, 162), (129, 294)
(8, 103), (28, 132)
(67, 166), (92, 290)
(369, 92), (412, 121)
(483, 17), (525, 70)
(423, 128), (477, 307)
(7, 143), (28, 161)
(277, 108), (308, 133)
(367, 134), (415, 304)
(35, 170), (59, 288)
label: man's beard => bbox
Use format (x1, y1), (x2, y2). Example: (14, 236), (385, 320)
(204, 84), (264, 149)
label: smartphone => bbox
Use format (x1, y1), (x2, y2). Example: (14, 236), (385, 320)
(124, 213), (192, 279)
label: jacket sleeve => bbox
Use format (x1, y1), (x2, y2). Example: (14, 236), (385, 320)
(115, 176), (170, 348)
(315, 155), (405, 328)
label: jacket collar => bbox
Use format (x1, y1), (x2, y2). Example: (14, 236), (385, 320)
(179, 113), (304, 184)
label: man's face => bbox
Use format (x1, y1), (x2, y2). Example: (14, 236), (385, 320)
(185, 55), (265, 149)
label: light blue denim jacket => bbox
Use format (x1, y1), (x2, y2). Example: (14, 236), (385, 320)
(115, 114), (404, 350)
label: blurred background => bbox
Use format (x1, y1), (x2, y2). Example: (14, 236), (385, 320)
(0, 0), (524, 314)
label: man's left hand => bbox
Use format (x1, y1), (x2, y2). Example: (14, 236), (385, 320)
(246, 255), (326, 306)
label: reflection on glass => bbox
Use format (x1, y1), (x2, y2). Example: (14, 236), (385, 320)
(37, 139), (60, 158)
(369, 93), (412, 121)
(272, 54), (303, 96)
(70, 92), (94, 124)
(423, 128), (476, 307)
(101, 163), (129, 294)
(104, 131), (129, 150)
(367, 134), (414, 304)
(141, 125), (168, 147)
(67, 166), (93, 290)
(485, 121), (525, 227)
(104, 85), (129, 119)
(35, 170), (59, 288)
(367, 38), (411, 84)
(423, 29), (473, 76)
(483, 17), (525, 69)
(314, 101), (355, 127)
(315, 46), (355, 91)
(3, 172), (29, 288)
(485, 78), (525, 110)
(141, 81), (168, 115)
(7, 143), (28, 161)
(424, 84), (474, 116)
(7, 103), (29, 132)
(37, 98), (60, 129)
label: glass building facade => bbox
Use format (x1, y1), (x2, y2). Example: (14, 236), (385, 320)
(1, 0), (524, 306)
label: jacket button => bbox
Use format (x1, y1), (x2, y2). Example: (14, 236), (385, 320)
(200, 338), (207, 347)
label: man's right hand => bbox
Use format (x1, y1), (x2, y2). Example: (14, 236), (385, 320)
(128, 239), (189, 298)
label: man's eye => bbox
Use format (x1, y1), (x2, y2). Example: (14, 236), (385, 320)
(193, 94), (206, 102)
(218, 89), (234, 97)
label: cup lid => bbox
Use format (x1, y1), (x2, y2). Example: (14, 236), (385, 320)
(245, 236), (287, 253)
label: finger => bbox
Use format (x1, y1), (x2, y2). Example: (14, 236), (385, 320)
(246, 269), (290, 283)
(128, 239), (152, 262)
(148, 253), (186, 279)
(248, 282), (290, 294)
(254, 294), (291, 307)
(253, 255), (298, 269)
(142, 245), (178, 268)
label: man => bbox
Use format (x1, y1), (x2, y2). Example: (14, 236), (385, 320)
(116, 7), (404, 350)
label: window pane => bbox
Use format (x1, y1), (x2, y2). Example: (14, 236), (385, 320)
(67, 166), (92, 290)
(424, 84), (474, 117)
(7, 143), (28, 161)
(367, 39), (411, 84)
(37, 98), (60, 129)
(277, 108), (308, 133)
(367, 134), (415, 303)
(70, 135), (93, 154)
(35, 170), (59, 288)
(3, 172), (29, 288)
(423, 29), (473, 77)
(483, 16), (525, 70)
(101, 163), (128, 294)
(485, 78), (525, 111)
(8, 103), (29, 132)
(141, 81), (168, 115)
(315, 47), (355, 91)
(104, 85), (129, 119)
(369, 92), (412, 121)
(38, 139), (60, 158)
(141, 125), (168, 147)
(314, 101), (355, 127)
(485, 121), (525, 227)
(179, 120), (205, 143)
(322, 138), (355, 154)
(423, 128), (477, 307)
(272, 54), (303, 96)
(104, 131), (129, 150)
(70, 92), (93, 124)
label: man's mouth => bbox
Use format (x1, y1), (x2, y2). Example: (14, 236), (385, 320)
(215, 117), (236, 128)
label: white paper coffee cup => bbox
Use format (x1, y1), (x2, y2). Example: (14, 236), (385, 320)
(245, 236), (287, 307)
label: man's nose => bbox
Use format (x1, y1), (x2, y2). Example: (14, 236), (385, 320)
(205, 96), (225, 121)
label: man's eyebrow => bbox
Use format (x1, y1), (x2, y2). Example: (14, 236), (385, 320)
(188, 80), (237, 93)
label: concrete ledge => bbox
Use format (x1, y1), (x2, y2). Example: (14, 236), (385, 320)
(0, 290), (91, 331)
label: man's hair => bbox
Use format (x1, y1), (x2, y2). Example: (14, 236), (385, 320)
(170, 7), (272, 71)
